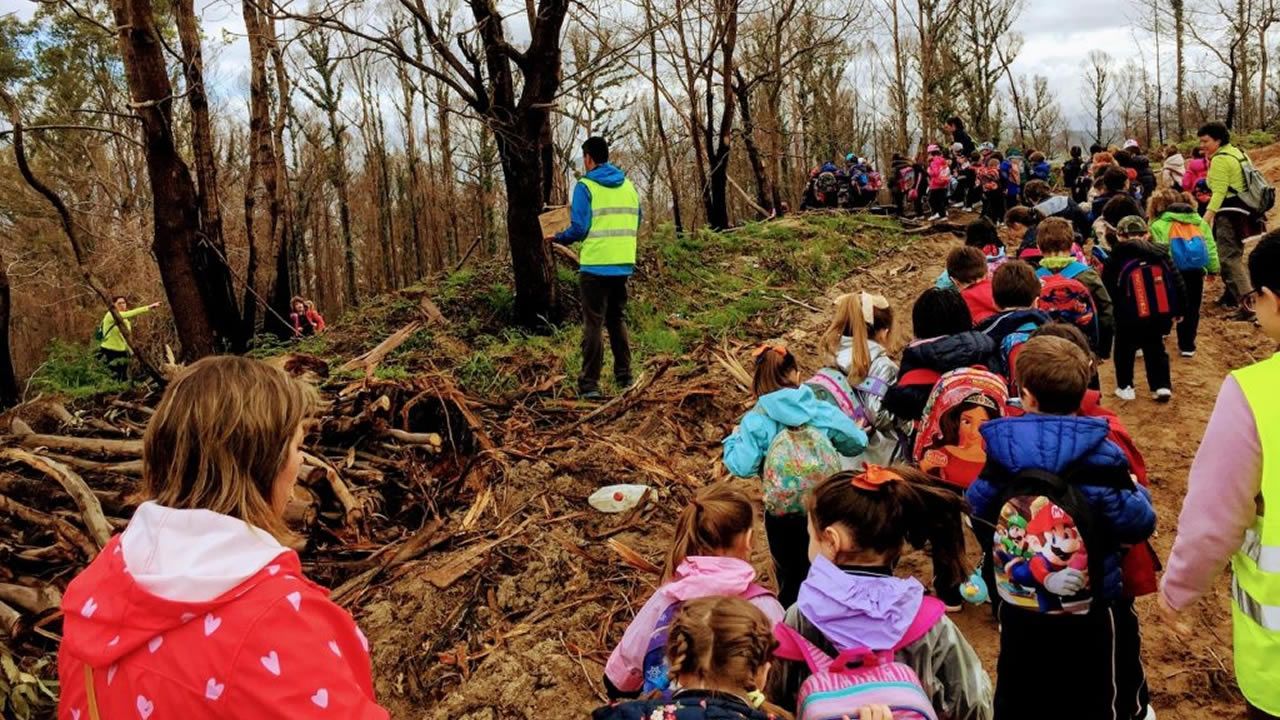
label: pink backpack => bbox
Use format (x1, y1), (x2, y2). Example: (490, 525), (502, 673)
(773, 605), (943, 720)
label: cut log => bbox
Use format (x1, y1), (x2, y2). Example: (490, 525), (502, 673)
(0, 599), (19, 637)
(41, 452), (143, 477)
(10, 428), (142, 456)
(283, 484), (318, 529)
(0, 491), (97, 557)
(300, 451), (364, 527)
(0, 582), (62, 614)
(338, 321), (422, 377)
(380, 428), (443, 450)
(2, 448), (113, 547)
(418, 296), (447, 326)
(110, 399), (155, 416)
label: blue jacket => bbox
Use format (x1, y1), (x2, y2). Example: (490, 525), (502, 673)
(722, 385), (867, 477)
(1030, 160), (1051, 182)
(965, 415), (1156, 603)
(555, 163), (638, 276)
(594, 692), (773, 720)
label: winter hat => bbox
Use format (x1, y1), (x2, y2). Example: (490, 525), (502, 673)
(927, 144), (941, 153)
(1116, 216), (1149, 236)
(979, 142), (995, 153)
(951, 142), (964, 153)
(846, 153), (856, 162)
(1123, 138), (1140, 150)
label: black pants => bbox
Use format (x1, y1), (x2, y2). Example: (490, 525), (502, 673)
(1176, 269), (1205, 353)
(995, 600), (1148, 720)
(765, 513), (810, 608)
(927, 188), (948, 217)
(983, 190), (1005, 224)
(1214, 212), (1253, 305)
(578, 273), (632, 394)
(97, 347), (130, 381)
(951, 177), (973, 206)
(1113, 322), (1171, 391)
(1249, 703), (1280, 719)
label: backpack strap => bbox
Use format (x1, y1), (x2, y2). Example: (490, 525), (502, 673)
(1059, 261), (1090, 279)
(894, 596), (946, 651)
(772, 622), (835, 674)
(855, 376), (890, 398)
(743, 583), (775, 601)
(897, 368), (941, 388)
(808, 370), (857, 419)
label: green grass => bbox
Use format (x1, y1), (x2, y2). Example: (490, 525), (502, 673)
(29, 340), (131, 400)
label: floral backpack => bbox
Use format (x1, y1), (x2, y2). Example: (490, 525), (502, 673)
(762, 423), (843, 516)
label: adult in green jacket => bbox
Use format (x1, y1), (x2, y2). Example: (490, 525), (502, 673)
(99, 295), (160, 379)
(1200, 121), (1262, 318)
(1149, 188), (1221, 357)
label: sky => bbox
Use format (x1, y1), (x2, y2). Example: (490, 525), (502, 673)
(0, 0), (1172, 131)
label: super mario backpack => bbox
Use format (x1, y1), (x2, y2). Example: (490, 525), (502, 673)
(773, 621), (940, 720)
(1117, 256), (1182, 325)
(1165, 219), (1211, 272)
(640, 585), (775, 697)
(1035, 263), (1100, 347)
(806, 368), (891, 430)
(762, 423), (843, 516)
(980, 462), (1133, 615)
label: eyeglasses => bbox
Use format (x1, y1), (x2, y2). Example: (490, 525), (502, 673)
(1241, 288), (1266, 313)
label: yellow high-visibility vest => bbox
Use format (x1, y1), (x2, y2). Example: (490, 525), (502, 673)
(578, 177), (639, 267)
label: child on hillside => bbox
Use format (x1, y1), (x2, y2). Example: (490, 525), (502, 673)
(808, 293), (902, 467)
(1028, 151), (1051, 182)
(723, 345), (867, 606)
(767, 467), (994, 720)
(926, 144), (952, 220)
(883, 288), (996, 423)
(936, 217), (1006, 289)
(1090, 166), (1133, 222)
(1024, 179), (1092, 239)
(1001, 149), (1025, 207)
(1161, 145), (1186, 189)
(595, 596), (790, 720)
(1036, 217), (1115, 360)
(1102, 216), (1187, 403)
(952, 145), (976, 210)
(978, 155), (1005, 224)
(974, 261), (1051, 388)
(1181, 146), (1208, 193)
(1147, 188), (1220, 358)
(966, 335), (1156, 720)
(1064, 146), (1087, 202)
(943, 247), (1000, 325)
(1005, 207), (1044, 263)
(603, 484), (784, 699)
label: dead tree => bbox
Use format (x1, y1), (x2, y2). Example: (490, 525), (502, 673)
(1084, 50), (1115, 145)
(0, 253), (17, 408)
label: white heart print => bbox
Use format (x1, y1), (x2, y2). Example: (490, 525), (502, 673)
(328, 640), (342, 657)
(148, 635), (163, 653)
(135, 694), (154, 719)
(286, 591), (301, 611)
(81, 597), (97, 618)
(260, 650), (281, 676)
(311, 688), (329, 709)
(205, 677), (225, 700)
(71, 709), (81, 720)
(180, 612), (195, 623)
(107, 664), (118, 685)
(267, 564), (280, 576)
(203, 613), (221, 636)
(107, 635), (120, 647)
(356, 627), (368, 652)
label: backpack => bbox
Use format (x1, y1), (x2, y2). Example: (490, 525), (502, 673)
(641, 584), (774, 697)
(93, 323), (106, 344)
(816, 171), (840, 197)
(1165, 219), (1211, 272)
(912, 367), (1008, 467)
(1035, 264), (1100, 346)
(898, 166), (917, 193)
(1005, 158), (1023, 188)
(773, 619), (940, 720)
(762, 423), (844, 516)
(806, 368), (890, 429)
(1225, 152), (1277, 215)
(1117, 258), (1181, 324)
(981, 462), (1134, 615)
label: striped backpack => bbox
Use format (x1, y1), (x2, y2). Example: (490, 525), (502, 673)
(773, 622), (939, 720)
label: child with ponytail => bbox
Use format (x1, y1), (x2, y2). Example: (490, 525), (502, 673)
(603, 484), (785, 700)
(808, 292), (903, 466)
(594, 596), (793, 720)
(724, 345), (867, 606)
(768, 466), (993, 720)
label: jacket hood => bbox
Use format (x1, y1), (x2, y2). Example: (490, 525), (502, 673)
(662, 556), (760, 602)
(1034, 195), (1071, 217)
(1112, 239), (1173, 264)
(976, 308), (1050, 338)
(61, 502), (294, 667)
(903, 332), (996, 372)
(1158, 207), (1202, 223)
(981, 415), (1127, 474)
(1164, 154), (1186, 169)
(755, 385), (829, 426)
(796, 556), (929, 651)
(835, 337), (889, 374)
(585, 163), (627, 188)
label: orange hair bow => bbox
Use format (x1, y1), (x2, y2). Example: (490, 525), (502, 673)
(751, 344), (788, 363)
(850, 464), (902, 490)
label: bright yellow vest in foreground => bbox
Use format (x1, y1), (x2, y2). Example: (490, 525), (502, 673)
(578, 177), (639, 267)
(1230, 353), (1280, 714)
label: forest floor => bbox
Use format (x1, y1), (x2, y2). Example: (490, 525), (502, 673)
(5, 150), (1280, 719)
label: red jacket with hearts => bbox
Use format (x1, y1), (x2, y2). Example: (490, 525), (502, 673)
(58, 503), (388, 719)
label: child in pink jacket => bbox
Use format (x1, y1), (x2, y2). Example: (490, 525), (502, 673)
(603, 484), (784, 698)
(926, 144), (952, 221)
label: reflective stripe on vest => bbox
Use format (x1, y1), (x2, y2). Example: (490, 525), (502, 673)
(1230, 354), (1280, 714)
(579, 177), (639, 266)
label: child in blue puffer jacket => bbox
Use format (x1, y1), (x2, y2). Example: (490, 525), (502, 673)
(723, 344), (866, 606)
(966, 335), (1155, 720)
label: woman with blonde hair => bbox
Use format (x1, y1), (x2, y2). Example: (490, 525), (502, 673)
(58, 356), (388, 718)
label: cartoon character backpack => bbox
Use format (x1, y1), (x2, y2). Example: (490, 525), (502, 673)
(897, 166), (917, 193)
(806, 368), (891, 430)
(1035, 263), (1100, 347)
(911, 368), (1008, 468)
(762, 423), (843, 516)
(640, 585), (775, 697)
(981, 462), (1134, 615)
(1118, 257), (1182, 324)
(1165, 219), (1211, 272)
(773, 617), (941, 720)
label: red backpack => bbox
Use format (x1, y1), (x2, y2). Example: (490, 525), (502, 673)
(1117, 258), (1181, 324)
(1036, 263), (1100, 347)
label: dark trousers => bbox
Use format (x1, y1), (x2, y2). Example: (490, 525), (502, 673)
(982, 190), (1005, 224)
(1113, 322), (1171, 391)
(927, 188), (948, 217)
(1215, 212), (1253, 304)
(764, 513), (810, 608)
(578, 273), (632, 394)
(995, 600), (1148, 720)
(1176, 269), (1206, 353)
(97, 347), (130, 381)
(1249, 703), (1280, 719)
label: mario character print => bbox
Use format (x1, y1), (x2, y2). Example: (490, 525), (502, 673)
(993, 496), (1092, 614)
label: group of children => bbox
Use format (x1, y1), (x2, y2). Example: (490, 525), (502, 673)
(892, 143), (1053, 222)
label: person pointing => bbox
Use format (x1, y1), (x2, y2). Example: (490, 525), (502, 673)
(98, 295), (160, 380)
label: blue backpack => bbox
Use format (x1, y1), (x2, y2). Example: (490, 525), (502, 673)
(640, 585), (774, 697)
(1166, 219), (1211, 272)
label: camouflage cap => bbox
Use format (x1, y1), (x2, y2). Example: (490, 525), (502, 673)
(1116, 215), (1149, 236)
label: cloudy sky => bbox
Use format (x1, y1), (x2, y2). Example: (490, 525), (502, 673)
(0, 0), (1172, 130)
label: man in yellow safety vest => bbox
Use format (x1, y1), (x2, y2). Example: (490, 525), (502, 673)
(1161, 230), (1280, 719)
(545, 136), (641, 400)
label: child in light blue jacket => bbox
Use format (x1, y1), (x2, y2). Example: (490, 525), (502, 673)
(723, 344), (866, 605)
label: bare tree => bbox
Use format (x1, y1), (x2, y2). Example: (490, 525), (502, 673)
(1083, 50), (1116, 145)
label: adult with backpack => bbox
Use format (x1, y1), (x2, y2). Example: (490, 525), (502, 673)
(1200, 121), (1275, 319)
(1160, 231), (1280, 720)
(1103, 216), (1188, 403)
(1148, 188), (1221, 357)
(97, 296), (161, 380)
(723, 345), (867, 606)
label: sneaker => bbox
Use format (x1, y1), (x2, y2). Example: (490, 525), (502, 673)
(1135, 349), (1144, 358)
(1115, 386), (1137, 401)
(935, 584), (965, 612)
(928, 213), (944, 221)
(963, 205), (974, 211)
(1154, 388), (1173, 402)
(579, 389), (603, 401)
(615, 377), (634, 392)
(1180, 350), (1196, 358)
(951, 201), (964, 208)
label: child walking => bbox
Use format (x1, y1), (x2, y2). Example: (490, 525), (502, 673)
(724, 345), (867, 606)
(926, 144), (952, 220)
(1147, 188), (1220, 357)
(974, 261), (1051, 388)
(1035, 217), (1115, 360)
(967, 335), (1157, 720)
(603, 484), (784, 699)
(809, 293), (902, 467)
(978, 155), (1004, 224)
(767, 467), (994, 720)
(1103, 216), (1187, 402)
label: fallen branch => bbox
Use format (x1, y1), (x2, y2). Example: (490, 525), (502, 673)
(0, 491), (97, 558)
(40, 452), (143, 477)
(2, 448), (113, 547)
(380, 427), (443, 450)
(0, 599), (19, 637)
(109, 399), (155, 416)
(779, 293), (820, 312)
(331, 518), (449, 605)
(338, 321), (422, 378)
(550, 243), (580, 265)
(0, 583), (62, 614)
(10, 419), (142, 456)
(300, 451), (364, 527)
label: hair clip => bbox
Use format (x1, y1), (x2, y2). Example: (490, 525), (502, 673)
(860, 292), (889, 321)
(751, 344), (787, 364)
(851, 464), (902, 490)
(746, 689), (767, 709)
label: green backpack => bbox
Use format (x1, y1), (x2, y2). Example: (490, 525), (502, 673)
(762, 424), (843, 516)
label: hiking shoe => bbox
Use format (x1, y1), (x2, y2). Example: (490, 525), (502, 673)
(1217, 292), (1239, 308)
(934, 585), (965, 612)
(928, 213), (944, 221)
(1180, 350), (1196, 358)
(1115, 386), (1137, 401)
(1135, 349), (1144, 358)
(615, 378), (634, 392)
(1154, 388), (1173, 403)
(579, 389), (604, 401)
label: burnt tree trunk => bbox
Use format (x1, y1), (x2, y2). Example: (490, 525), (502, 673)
(0, 255), (18, 408)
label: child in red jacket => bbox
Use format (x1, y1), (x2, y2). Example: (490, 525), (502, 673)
(926, 144), (952, 220)
(945, 246), (1000, 325)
